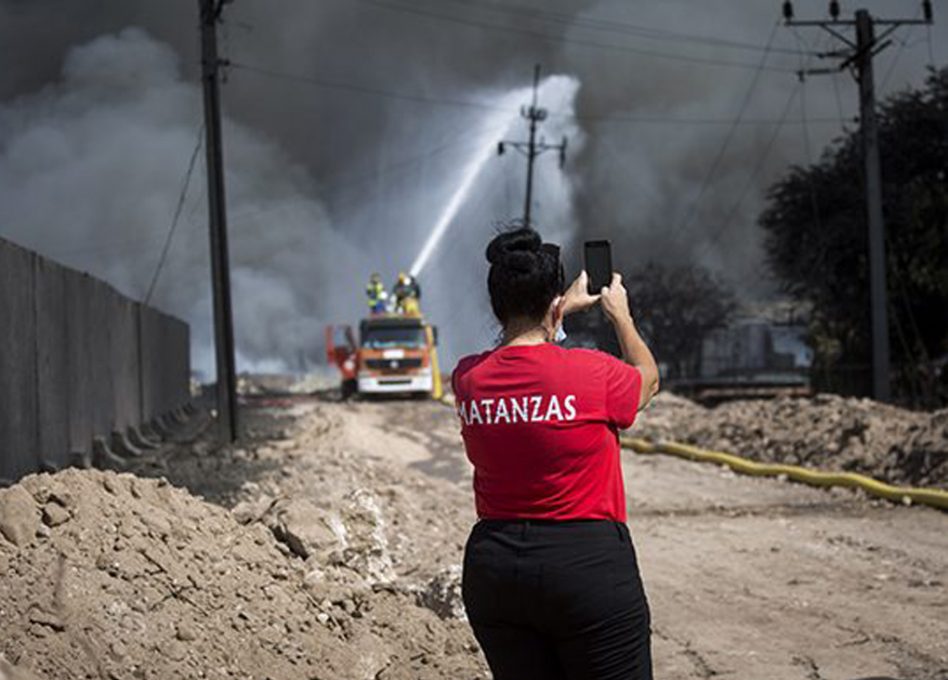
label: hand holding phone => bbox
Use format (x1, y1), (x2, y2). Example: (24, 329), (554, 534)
(584, 240), (612, 294)
(599, 273), (632, 326)
(561, 271), (600, 316)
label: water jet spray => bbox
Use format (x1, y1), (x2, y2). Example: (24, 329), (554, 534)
(409, 74), (581, 278)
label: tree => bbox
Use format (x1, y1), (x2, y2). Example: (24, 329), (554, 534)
(760, 67), (948, 406)
(625, 262), (736, 379)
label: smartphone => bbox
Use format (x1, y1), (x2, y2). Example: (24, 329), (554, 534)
(584, 240), (613, 295)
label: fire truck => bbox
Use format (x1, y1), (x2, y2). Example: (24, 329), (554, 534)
(326, 312), (443, 399)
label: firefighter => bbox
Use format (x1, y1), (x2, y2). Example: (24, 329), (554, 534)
(366, 273), (388, 314)
(393, 272), (421, 315)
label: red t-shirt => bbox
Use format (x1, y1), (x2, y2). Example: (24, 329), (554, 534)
(451, 343), (642, 522)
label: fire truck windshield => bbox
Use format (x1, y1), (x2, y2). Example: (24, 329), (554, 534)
(362, 326), (427, 349)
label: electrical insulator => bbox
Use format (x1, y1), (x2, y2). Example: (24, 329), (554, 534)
(782, 1), (794, 21)
(829, 0), (840, 20)
(497, 142), (505, 156)
(923, 0), (933, 22)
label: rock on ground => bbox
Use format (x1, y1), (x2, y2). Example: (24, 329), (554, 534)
(0, 486), (41, 547)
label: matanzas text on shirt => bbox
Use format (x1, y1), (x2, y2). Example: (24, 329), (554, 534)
(457, 394), (577, 426)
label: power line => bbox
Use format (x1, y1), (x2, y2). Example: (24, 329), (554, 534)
(798, 78), (826, 247)
(879, 5), (924, 92)
(830, 67), (849, 128)
(354, 0), (797, 74)
(230, 61), (510, 113)
(790, 25), (826, 242)
(666, 20), (782, 248)
(425, 0), (816, 58)
(45, 169), (209, 262)
(566, 109), (838, 127)
(783, 2), (934, 402)
(696, 81), (802, 258)
(144, 125), (204, 305)
(43, 233), (168, 260)
(699, 30), (842, 296)
(230, 59), (839, 128)
(880, 38), (909, 93)
(323, 121), (511, 200)
(810, 20), (852, 129)
(880, 30), (916, 92)
(38, 124), (502, 264)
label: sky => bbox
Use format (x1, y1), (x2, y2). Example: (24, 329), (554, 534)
(0, 0), (945, 376)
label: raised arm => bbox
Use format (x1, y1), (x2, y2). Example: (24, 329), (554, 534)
(600, 273), (660, 410)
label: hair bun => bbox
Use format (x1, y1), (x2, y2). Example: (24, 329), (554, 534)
(485, 224), (562, 324)
(485, 227), (541, 272)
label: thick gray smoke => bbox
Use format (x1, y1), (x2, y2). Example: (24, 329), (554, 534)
(0, 26), (581, 373)
(0, 28), (368, 375)
(1, 0), (944, 374)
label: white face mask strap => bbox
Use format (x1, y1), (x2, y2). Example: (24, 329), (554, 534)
(547, 295), (566, 344)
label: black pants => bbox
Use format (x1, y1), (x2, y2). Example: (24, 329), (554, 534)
(462, 519), (652, 680)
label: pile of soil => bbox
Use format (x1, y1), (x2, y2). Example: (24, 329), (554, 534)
(635, 393), (948, 489)
(0, 418), (483, 680)
(147, 402), (475, 594)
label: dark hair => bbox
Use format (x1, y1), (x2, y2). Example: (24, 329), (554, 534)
(486, 226), (564, 325)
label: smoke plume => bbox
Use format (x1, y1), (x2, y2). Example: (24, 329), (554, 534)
(1, 0), (944, 374)
(0, 28), (366, 375)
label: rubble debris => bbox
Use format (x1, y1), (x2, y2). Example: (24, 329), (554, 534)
(416, 565), (466, 620)
(0, 469), (359, 679)
(0, 654), (44, 680)
(2, 391), (944, 679)
(266, 498), (346, 560)
(40, 503), (70, 528)
(0, 486), (40, 547)
(0, 402), (486, 680)
(635, 393), (948, 488)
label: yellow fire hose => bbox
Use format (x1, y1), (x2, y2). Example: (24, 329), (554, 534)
(426, 326), (444, 400)
(621, 437), (948, 511)
(440, 394), (948, 511)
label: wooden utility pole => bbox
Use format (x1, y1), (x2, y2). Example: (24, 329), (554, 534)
(198, 0), (239, 441)
(522, 65), (542, 228)
(783, 0), (933, 402)
(497, 64), (568, 228)
(854, 9), (890, 403)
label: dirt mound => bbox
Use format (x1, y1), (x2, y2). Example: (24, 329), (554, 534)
(0, 466), (481, 680)
(635, 393), (948, 489)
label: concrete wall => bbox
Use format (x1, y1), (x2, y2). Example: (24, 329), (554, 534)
(0, 240), (38, 481)
(138, 305), (191, 421)
(111, 293), (140, 431)
(34, 256), (69, 470)
(65, 271), (95, 461)
(0, 237), (191, 482)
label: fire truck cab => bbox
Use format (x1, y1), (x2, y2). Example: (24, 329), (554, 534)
(326, 313), (442, 399)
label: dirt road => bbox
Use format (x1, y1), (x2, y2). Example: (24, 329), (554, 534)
(347, 397), (948, 680)
(2, 395), (945, 679)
